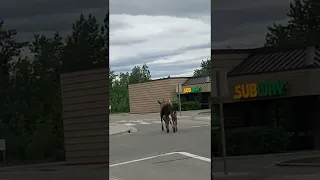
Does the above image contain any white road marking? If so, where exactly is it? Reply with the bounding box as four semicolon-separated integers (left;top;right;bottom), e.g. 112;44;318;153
152;121;161;123
176;152;211;162
116;120;127;123
140;122;151;125
110;152;177;167
110;177;124;180
124;123;135;126
129;120;142;123
109;151;210;167
192;126;201;128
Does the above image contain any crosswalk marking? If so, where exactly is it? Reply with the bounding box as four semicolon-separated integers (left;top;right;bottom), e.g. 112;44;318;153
124;123;135;126
140;122;151;125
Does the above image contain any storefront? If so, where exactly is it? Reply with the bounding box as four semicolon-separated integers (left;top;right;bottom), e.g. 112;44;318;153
128;76;211;114
178;76;211;109
211;46;320;150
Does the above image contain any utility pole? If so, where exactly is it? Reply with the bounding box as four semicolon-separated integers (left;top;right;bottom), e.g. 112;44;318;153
215;71;228;175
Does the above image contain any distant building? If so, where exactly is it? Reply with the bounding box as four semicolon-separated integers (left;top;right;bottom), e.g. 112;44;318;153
128;76;211;114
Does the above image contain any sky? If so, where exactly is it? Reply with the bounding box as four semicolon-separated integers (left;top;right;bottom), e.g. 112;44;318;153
1;0;293;79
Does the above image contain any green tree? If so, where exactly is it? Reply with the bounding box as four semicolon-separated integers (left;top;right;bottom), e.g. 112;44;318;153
129;63;151;84
60;14;107;72
0;13;107;163
109;63;152;113
265;0;320;47
193;58;211;76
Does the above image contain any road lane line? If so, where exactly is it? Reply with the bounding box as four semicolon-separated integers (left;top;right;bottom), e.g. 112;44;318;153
140;122;151;124
123;123;135;126
176;152;211;162
109;152;177;167
109;152;210;167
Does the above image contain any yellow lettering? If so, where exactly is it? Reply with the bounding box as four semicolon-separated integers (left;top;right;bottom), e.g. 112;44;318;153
183;88;191;93
241;84;250;98
249;83;257;98
233;85;242;99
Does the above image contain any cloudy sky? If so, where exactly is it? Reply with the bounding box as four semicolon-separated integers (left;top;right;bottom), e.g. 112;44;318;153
1;0;293;79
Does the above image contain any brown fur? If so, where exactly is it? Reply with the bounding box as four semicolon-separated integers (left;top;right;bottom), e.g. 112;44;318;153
158;99;177;133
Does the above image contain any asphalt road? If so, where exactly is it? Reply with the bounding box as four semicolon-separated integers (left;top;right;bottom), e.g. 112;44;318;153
110;117;211;180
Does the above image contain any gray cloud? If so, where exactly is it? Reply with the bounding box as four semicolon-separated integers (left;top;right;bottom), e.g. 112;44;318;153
110;0;209;17
110;38;148;46
0;0;108;19
212;0;292;48
112;55;209;73
110;42;210;67
1;0;107;43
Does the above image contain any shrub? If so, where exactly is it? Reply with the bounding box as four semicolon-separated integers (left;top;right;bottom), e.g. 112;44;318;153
212;126;288;156
172;101;201;111
182;101;201;111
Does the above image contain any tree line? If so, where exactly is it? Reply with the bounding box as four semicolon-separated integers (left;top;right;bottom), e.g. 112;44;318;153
0;13;108;163
109;59;210;113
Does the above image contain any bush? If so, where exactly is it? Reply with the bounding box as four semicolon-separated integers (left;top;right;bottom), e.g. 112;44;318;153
172;101;202;111
212;126;288;156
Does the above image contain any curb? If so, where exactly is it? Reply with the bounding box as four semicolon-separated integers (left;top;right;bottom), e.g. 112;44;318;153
110;126;138;136
0;162;65;172
275;162;320;167
212;172;258;180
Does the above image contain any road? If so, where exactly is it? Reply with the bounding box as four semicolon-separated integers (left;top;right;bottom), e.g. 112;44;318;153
109;111;211;180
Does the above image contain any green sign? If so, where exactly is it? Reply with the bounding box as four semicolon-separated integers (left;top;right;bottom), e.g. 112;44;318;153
183;86;201;93
233;80;288;100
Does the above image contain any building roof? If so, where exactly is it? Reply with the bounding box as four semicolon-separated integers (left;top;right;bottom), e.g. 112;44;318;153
228;46;320;77
211;48;259;55
128;77;189;85
182;76;210;86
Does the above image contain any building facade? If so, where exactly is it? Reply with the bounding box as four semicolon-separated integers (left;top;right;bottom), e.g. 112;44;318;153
128;76;211;114
211;46;320;150
60;67;109;165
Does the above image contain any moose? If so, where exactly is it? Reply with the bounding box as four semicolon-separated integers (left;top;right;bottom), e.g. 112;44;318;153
158;99;178;133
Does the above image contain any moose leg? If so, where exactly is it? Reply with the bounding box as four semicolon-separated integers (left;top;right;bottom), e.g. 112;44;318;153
170;118;175;133
164;117;169;133
166;121;169;133
161;115;164;131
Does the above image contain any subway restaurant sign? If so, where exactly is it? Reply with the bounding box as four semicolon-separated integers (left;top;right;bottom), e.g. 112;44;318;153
183;86;201;93
233;80;288;100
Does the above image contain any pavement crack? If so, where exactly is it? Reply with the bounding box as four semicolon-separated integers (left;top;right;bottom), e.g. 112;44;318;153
152;157;191;164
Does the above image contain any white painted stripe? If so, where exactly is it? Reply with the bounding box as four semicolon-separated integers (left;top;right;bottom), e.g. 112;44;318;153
109;152;210;167
152;121;161;123
140;122;151;125
124;123;135;126
116;120;127;123
176;152;211;162
129;120;142;123
110;152;177;167
193;126;201;128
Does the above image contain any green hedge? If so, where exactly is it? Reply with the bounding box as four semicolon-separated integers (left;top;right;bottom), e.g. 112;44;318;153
172;101;201;111
212;126;288;156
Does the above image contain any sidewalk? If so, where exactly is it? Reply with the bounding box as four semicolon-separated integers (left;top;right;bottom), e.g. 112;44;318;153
213;172;320;180
109;123;138;135
110;109;211;122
